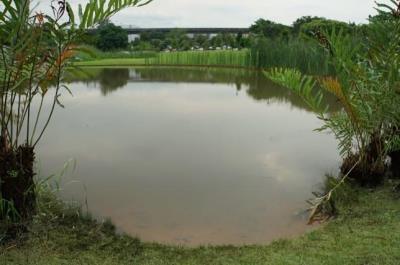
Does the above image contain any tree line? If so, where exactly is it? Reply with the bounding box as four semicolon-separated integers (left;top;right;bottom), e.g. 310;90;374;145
85;16;366;52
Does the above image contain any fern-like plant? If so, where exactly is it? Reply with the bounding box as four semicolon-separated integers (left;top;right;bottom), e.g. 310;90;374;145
265;1;400;186
0;0;152;224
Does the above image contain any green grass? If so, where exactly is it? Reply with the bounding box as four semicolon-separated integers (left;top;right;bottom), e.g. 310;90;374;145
75;45;157;61
1;181;400;265
249;38;332;75
74;58;148;67
147;50;252;68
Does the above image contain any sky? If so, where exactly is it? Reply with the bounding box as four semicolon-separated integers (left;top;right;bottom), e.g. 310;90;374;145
36;0;391;28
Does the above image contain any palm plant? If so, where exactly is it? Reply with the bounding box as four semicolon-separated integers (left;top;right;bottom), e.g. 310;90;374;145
265;1;400;187
0;0;152;222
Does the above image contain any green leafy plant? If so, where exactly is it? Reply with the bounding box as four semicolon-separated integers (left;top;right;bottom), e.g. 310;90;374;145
0;0;152;226
265;1;400;220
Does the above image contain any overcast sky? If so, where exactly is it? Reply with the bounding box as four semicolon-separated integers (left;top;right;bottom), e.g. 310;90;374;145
37;0;390;28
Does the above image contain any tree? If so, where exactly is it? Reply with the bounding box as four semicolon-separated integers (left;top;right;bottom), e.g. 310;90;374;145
292;16;323;34
193;34;208;48
96;22;129;51
249;19;291;39
299;18;354;37
165;29;190;50
236;32;250;48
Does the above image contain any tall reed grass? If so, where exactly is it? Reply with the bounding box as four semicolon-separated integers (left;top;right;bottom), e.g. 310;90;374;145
142;38;331;75
249;38;332;75
146;50;251;68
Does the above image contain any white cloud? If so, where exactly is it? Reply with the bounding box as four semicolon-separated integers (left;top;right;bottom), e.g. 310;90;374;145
35;0;392;27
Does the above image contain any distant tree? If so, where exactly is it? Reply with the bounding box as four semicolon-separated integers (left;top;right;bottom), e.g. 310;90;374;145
193;34;209;48
132;41;154;51
96;22;129;51
299;19;354;37
249;19;291;39
139;31;152;42
236;32;251;48
166;29;189;49
181;39;192;50
150;39;163;51
368;12;394;23
160;39;172;50
211;34;223;47
222;33;236;47
148;31;166;40
236;32;244;48
292;16;323;34
237;33;251;48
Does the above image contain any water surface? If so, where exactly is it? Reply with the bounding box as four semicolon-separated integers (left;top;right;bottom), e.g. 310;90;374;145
37;67;339;246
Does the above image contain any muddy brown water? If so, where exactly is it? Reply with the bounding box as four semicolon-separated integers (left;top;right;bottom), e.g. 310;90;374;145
36;67;339;246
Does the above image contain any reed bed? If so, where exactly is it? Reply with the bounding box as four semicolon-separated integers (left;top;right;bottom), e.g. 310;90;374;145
249;38;332;75
146;50;252;68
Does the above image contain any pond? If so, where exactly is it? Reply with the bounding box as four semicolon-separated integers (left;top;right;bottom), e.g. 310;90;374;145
37;67;339;246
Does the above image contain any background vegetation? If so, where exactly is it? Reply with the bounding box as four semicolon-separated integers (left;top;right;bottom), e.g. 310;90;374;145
265;1;400;220
95;22;129;51
77;15;367;75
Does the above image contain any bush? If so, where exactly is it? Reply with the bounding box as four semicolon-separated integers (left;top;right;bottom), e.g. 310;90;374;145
96;22;129;51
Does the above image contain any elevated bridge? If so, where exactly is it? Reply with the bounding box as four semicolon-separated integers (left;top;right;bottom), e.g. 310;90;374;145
123;27;249;35
88;27;251;42
123;28;250;41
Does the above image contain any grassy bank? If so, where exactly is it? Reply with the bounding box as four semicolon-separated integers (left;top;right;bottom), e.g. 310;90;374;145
1;181;400;265
74;58;148;67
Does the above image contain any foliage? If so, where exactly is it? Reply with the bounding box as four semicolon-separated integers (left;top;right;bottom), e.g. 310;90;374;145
0;0;152;151
249;18;291;39
292;16;323;34
95;22;129;51
0;0;152;221
147;50;251;67
130;30;245;51
299;18;355;37
265;1;400;219
122;17;361;54
249;37;331;74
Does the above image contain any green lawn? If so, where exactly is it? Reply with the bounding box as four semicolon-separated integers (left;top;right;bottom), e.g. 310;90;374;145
73;58;148;67
1;182;400;265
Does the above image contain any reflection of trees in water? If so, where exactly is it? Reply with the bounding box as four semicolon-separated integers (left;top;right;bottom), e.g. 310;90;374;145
67;67;340;112
133;67;340;112
66;68;130;96
98;68;129;95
